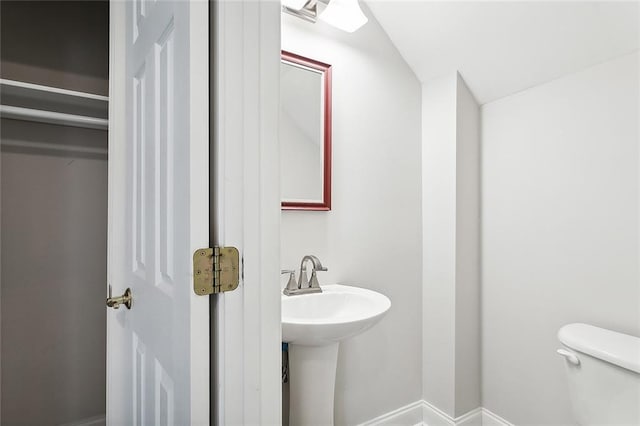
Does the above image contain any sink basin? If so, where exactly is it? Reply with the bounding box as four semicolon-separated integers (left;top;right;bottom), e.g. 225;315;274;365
282;284;390;425
282;284;391;346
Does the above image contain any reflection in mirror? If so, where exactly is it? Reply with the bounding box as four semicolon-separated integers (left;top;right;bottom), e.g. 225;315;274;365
280;51;331;210
281;62;322;201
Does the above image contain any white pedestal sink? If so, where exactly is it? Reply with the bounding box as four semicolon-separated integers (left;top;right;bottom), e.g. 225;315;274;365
282;284;391;425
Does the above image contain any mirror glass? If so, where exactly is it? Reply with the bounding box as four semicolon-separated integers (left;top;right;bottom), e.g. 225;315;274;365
280;51;331;210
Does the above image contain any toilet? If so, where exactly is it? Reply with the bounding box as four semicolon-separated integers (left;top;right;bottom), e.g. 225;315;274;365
557;323;640;426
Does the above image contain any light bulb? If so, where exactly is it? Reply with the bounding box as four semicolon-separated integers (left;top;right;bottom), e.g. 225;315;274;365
319;0;368;33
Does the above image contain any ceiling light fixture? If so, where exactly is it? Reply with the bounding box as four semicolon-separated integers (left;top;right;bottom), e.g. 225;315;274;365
282;0;368;33
318;0;368;33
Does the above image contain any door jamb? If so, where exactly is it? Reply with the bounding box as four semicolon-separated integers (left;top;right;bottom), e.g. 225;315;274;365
210;1;282;424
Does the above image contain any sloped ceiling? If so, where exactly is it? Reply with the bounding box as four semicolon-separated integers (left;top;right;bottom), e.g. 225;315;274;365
366;1;639;104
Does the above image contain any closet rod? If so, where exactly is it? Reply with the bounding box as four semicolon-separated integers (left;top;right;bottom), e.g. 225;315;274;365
1;140;108;155
0;105;108;130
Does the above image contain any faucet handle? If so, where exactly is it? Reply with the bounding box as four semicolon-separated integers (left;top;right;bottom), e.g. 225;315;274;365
281;269;298;294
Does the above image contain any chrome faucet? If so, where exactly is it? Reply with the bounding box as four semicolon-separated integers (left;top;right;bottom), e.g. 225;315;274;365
298;255;327;291
282;255;327;296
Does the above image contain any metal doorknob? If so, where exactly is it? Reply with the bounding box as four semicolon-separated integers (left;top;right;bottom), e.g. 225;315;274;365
106;288;133;310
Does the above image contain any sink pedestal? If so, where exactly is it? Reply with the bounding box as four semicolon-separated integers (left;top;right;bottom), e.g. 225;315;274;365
289;343;339;425
282;285;391;424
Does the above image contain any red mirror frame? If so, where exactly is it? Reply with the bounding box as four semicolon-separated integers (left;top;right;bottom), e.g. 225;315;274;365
281;50;332;211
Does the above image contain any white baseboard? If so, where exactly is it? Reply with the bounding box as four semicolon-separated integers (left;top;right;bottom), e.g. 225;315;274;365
358;400;424;426
422;401;482;426
361;400;512;426
480;409;513;426
58;414;106;426
457;408;485;426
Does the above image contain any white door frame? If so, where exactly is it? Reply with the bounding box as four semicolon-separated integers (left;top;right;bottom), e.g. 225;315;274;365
211;1;282;425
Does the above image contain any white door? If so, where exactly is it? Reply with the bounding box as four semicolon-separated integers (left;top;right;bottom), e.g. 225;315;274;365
107;1;210;425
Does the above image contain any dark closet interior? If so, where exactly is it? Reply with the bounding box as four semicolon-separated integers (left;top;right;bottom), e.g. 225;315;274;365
1;2;109;425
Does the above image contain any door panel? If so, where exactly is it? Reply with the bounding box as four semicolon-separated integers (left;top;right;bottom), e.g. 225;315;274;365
108;1;209;424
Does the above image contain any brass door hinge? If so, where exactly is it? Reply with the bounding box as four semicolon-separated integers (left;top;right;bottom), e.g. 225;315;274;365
193;247;240;295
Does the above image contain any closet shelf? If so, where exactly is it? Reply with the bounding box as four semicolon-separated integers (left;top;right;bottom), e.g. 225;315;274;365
0;79;108;130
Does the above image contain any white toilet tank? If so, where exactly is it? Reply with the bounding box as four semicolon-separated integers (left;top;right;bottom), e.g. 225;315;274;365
557;323;640;426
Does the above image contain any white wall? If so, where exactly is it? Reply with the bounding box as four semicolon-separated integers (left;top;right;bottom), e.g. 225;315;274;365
481;51;640;424
422;74;457;416
281;6;423;425
422;73;481;418
454;75;481;417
